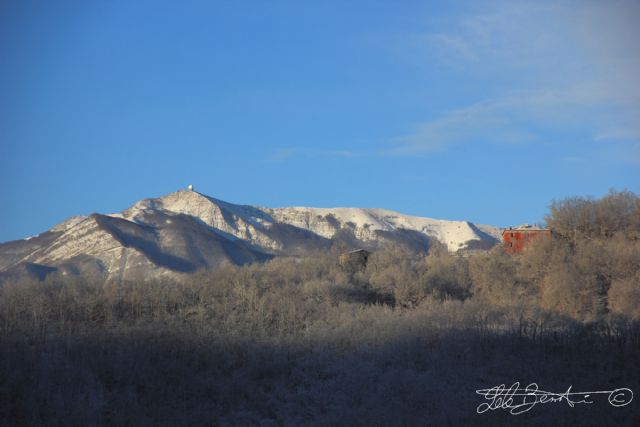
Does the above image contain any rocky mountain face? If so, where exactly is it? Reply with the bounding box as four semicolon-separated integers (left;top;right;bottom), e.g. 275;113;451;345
0;190;501;283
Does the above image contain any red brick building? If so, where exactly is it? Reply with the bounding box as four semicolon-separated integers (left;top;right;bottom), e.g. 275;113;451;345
502;225;551;254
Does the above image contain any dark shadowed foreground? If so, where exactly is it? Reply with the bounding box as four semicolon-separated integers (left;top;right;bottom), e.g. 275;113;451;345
1;190;639;426
1;254;639;426
2;319;638;426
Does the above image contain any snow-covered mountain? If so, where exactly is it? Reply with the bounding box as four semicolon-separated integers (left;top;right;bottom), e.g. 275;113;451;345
0;190;501;282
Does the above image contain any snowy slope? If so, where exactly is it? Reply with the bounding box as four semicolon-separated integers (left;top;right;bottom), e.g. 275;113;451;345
120;190;499;252
265;206;498;252
0;189;500;282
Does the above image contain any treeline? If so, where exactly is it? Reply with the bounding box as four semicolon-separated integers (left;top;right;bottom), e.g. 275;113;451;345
546;189;640;239
0;190;639;426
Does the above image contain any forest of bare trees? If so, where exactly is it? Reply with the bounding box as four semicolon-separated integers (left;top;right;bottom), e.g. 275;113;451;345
1;190;639;426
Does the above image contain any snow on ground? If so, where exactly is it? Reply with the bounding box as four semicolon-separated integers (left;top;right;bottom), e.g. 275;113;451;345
266;206;490;251
55;190;498;253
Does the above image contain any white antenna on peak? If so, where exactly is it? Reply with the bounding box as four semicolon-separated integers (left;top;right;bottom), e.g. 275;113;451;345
187;184;194;191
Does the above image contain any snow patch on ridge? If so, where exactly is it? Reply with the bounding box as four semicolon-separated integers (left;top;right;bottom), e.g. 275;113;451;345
264;207;491;251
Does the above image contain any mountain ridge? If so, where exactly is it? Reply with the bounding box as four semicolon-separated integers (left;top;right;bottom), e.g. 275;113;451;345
0;189;501;283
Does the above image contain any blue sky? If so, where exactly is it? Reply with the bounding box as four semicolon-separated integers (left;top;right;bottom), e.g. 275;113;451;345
1;0;639;242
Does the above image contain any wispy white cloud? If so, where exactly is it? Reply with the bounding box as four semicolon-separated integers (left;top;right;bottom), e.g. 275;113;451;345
423;2;571;73
386;84;632;155
389;0;640;156
269;1;640;162
386;100;518;155
267;148;298;162
594;128;640;142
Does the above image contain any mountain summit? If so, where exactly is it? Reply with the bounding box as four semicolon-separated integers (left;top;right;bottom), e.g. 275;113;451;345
0;190;500;282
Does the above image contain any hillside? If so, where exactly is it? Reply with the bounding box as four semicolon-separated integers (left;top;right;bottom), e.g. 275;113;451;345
0;189;500;282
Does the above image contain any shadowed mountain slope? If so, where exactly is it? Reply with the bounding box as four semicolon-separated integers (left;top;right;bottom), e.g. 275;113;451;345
0;190;500;282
